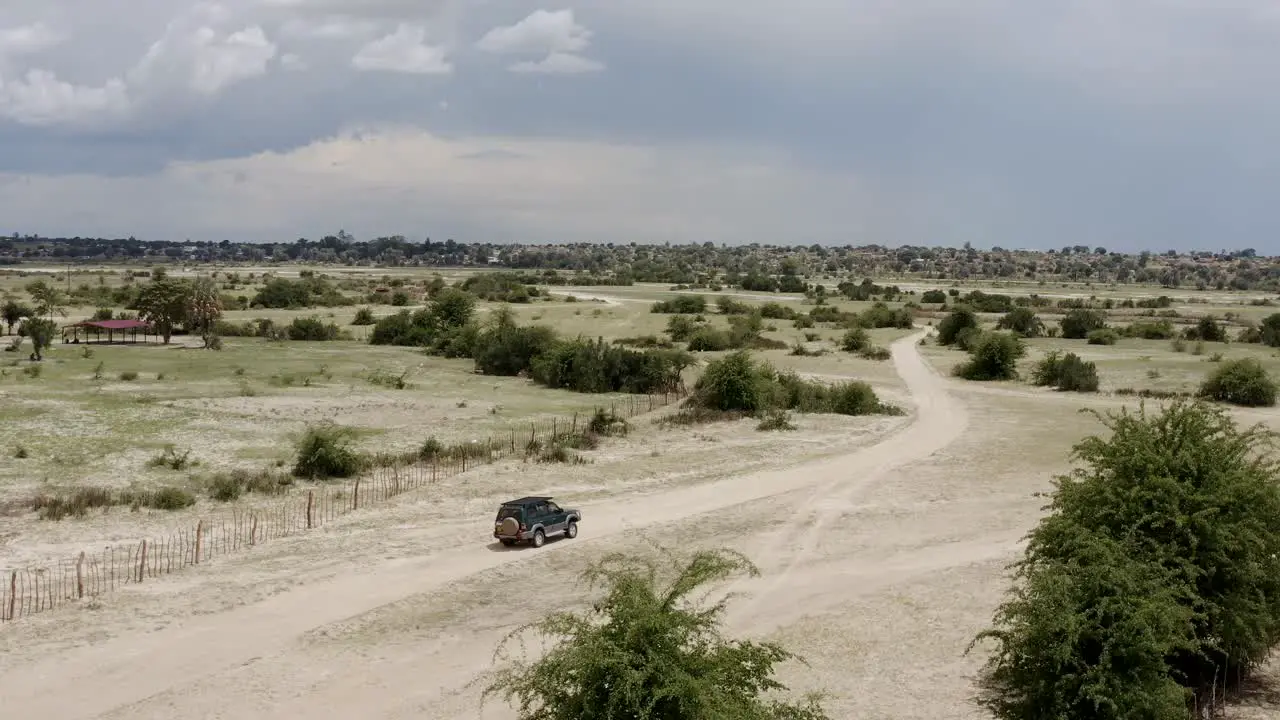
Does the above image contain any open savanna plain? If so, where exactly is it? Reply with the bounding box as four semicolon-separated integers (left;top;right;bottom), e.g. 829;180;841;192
0;265;1277;718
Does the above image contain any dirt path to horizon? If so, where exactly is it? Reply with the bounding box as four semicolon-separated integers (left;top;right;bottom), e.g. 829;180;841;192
10;331;1260;719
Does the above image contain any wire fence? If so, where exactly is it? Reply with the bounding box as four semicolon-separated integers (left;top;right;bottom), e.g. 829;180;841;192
0;389;684;625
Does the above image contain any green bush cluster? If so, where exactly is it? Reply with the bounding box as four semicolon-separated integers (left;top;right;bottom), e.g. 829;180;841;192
286;316;343;341
651;295;707;314
973;401;1280;719
936;307;978;345
687;350;900;418
1059;309;1108;339
1197;357;1277;407
953;332;1025;381
996;308;1044;338
371;293;688;394
1030;351;1099;392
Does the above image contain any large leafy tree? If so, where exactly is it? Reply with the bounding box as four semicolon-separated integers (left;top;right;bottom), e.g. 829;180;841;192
972;400;1280;719
188;276;223;348
483;549;830;720
135;278;192;344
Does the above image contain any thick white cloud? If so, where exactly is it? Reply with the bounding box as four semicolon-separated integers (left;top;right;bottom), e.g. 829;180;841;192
129;24;277;97
351;24;450;74
476;9;603;74
0;70;129;126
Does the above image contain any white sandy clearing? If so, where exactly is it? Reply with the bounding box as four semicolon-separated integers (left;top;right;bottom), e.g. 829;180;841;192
0;330;1270;718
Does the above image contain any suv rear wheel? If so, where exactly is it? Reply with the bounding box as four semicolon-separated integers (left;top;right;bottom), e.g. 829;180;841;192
566;520;578;539
532;529;546;548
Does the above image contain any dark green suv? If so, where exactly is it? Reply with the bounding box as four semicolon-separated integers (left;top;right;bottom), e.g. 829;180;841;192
493;496;581;548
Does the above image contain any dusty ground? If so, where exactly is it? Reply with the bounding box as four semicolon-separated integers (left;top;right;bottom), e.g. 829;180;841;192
1;280;1277;717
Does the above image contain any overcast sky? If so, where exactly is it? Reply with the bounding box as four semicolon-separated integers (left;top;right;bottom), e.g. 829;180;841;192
0;1;1277;251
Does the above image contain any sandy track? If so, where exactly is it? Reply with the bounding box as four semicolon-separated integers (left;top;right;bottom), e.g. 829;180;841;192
0;330;970;719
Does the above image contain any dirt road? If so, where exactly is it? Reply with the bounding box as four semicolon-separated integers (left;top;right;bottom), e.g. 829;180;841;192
0;330;1016;719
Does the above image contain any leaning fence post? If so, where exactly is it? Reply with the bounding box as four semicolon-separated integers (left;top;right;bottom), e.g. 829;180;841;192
137;540;148;583
353;478;360;511
194;520;204;564
306;490;314;529
76;551;85;599
250;515;258;546
7;570;16;620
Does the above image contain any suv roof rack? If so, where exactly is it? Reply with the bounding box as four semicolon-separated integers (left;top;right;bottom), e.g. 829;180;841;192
503;496;553;506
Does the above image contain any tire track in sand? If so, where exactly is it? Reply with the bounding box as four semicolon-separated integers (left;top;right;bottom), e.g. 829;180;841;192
734;329;968;616
0;331;958;720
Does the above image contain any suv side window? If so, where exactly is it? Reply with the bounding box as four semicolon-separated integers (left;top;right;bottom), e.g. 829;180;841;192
533;503;548;517
547;502;561;514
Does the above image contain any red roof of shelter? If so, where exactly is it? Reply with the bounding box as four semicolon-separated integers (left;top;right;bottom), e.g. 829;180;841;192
73;319;152;330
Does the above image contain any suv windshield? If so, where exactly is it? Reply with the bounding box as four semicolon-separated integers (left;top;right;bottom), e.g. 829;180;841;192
496;506;523;520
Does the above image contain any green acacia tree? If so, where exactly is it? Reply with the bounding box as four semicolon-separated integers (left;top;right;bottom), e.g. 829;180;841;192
19;317;57;361
1;299;32;334
135;278;192;344
972;400;1280;719
483;549;830;720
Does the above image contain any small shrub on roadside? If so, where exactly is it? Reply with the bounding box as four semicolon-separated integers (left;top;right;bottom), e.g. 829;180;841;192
1171;338;1187;352
293;423;363;479
119;370;139;381
13;445;29;459
587;409;629;437
22;364;41;378
859;346;891;361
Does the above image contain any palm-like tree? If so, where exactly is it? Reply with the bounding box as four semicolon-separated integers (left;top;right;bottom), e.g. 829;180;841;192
483;548;830;720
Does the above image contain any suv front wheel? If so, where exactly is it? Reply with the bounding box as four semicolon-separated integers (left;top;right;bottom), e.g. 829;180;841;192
532;529;546;548
566;520;578;539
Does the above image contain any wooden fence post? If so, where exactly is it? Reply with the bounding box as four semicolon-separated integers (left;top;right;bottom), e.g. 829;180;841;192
306;490;314;529
8;570;16;620
250;515;258;546
552;418;557;441
353;478;360;511
76;551;85;599
194;520;204;564
571;413;577;434
510;429;515;452
462;453;467;472
137;540;148;583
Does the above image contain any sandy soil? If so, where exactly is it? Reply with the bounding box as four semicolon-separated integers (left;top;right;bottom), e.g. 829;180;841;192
0;330;1274;719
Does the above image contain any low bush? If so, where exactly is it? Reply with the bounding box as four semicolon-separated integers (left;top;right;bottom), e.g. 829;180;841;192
1121;320;1176;339
859;346;891;361
687;351;900;419
119;370;139;381
206;469;292;501
147;445;195;470
756;409;797;431
1085;328;1119;345
293;423;364;479
996;308;1044;338
651;295;707;314
954;332;1024;381
287;316;342;341
840;327;869;353
1197;357;1277;407
1030;351;1099;392
937;307;978;345
352;307;376;325
1059;309;1108;339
